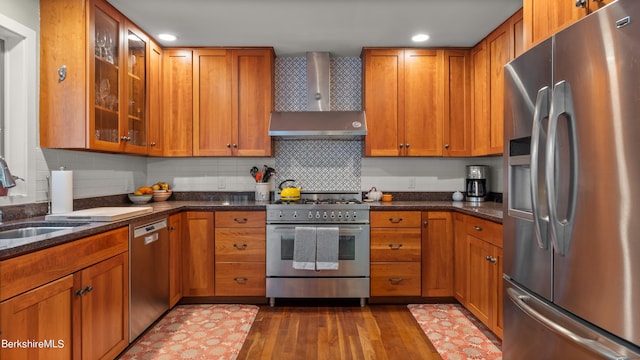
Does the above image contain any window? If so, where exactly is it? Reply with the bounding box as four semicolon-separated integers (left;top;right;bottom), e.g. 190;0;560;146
0;13;36;204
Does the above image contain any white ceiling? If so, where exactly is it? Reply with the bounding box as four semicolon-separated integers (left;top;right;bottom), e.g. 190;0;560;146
107;0;523;57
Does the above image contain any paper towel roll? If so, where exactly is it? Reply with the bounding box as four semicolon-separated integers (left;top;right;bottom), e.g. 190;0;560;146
51;169;73;214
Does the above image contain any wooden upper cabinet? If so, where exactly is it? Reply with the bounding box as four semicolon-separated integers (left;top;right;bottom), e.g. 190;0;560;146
362;49;402;156
147;40;164;156
193;49;233;156
193;48;274;157
40;0;150;155
162;49;194;156
487;21;511;155
471;8;522;156
404;49;444;156
471;40;490;156
523;0;613;49
443;50;471;157
363;48;444;157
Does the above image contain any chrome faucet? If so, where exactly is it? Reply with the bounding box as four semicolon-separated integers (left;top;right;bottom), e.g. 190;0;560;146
0;157;19;189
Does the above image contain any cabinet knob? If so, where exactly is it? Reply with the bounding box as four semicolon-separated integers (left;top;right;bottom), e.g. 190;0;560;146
423;221;428;226
405;143;410;148
233;144;238;148
120;136;131;142
444;143;450;149
169;226;175;231
150;142;157;147
575;0;586;7
399;144;404;148
226;144;231;148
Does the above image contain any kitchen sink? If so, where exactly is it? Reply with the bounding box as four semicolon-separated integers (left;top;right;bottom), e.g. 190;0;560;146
0;223;88;240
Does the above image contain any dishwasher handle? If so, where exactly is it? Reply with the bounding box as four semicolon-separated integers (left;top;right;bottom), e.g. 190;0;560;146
144;233;159;245
133;218;168;238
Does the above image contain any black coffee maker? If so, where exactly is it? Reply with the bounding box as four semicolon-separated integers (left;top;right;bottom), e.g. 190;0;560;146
465;165;488;202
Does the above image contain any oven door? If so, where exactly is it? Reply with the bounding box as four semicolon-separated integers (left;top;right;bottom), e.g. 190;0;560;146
266;224;370;277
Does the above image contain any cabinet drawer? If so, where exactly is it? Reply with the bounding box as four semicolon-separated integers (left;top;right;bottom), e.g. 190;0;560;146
370;229;421;262
370;262;421;296
215;230;265;262
215;211;265;228
371;211;421;228
215;262;265;296
466;217;502;248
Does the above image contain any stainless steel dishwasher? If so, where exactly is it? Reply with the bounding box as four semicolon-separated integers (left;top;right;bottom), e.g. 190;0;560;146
130;217;169;341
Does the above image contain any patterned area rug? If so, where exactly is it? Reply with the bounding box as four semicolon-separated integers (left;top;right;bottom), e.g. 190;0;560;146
119;304;259;360
408;303;502;360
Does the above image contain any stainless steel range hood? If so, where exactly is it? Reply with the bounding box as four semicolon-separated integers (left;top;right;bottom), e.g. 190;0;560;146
269;52;366;139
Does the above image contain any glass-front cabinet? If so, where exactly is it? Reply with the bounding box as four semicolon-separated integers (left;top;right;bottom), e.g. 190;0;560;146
40;0;149;154
90;2;148;154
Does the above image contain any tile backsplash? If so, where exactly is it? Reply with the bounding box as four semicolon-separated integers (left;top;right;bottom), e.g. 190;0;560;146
272;56;363;192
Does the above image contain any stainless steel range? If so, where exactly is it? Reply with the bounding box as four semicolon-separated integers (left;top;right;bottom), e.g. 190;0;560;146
266;192;370;307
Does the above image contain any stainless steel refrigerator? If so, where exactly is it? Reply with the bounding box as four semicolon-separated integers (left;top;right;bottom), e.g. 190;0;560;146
503;0;640;358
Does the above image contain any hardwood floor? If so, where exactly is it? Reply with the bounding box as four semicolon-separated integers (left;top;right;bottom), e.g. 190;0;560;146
237;301;442;359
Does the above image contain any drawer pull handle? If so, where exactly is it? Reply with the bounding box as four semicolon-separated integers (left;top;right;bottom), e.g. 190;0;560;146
233;243;248;250
234;277;248;283
388;243;403;250
388;277;404;285
234;217;248;224
388;217;403;224
473;225;483;231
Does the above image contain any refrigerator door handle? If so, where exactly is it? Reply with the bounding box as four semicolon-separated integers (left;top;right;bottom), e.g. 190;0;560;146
530;86;551;250
506;287;632;360
545;80;579;256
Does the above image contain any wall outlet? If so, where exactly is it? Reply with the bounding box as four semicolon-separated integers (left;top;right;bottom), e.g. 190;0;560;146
408;177;416;189
218;177;226;189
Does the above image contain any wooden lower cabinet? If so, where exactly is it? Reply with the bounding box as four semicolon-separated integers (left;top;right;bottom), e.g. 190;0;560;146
214;211;266;296
457;214;503;338
0;276;74;360
0;227;129;360
182;211;215;297
370;211;422;296
421;211;454;297
77;253;129;360
168;213;184;307
453;213;468;304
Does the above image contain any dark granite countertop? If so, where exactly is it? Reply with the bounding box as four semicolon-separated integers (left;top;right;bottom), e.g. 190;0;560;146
368;200;503;223
0;199;501;261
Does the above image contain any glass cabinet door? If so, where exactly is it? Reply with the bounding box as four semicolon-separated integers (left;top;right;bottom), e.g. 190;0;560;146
93;6;120;147
125;28;147;149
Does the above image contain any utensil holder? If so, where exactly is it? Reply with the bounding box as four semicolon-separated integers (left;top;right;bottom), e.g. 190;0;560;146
255;183;270;202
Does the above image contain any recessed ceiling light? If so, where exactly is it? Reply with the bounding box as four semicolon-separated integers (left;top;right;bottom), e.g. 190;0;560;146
412;34;430;42
158;33;177;41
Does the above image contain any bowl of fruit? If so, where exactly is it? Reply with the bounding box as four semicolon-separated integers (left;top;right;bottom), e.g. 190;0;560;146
151;182;172;202
128;186;153;204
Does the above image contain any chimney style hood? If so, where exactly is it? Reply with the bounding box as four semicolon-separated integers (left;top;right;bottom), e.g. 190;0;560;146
269;52;366;139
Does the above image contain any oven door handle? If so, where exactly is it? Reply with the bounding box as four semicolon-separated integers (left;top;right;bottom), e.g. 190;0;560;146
267;225;368;235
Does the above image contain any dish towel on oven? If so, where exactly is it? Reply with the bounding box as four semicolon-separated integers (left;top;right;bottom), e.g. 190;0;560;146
316;227;339;270
293;227;317;270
